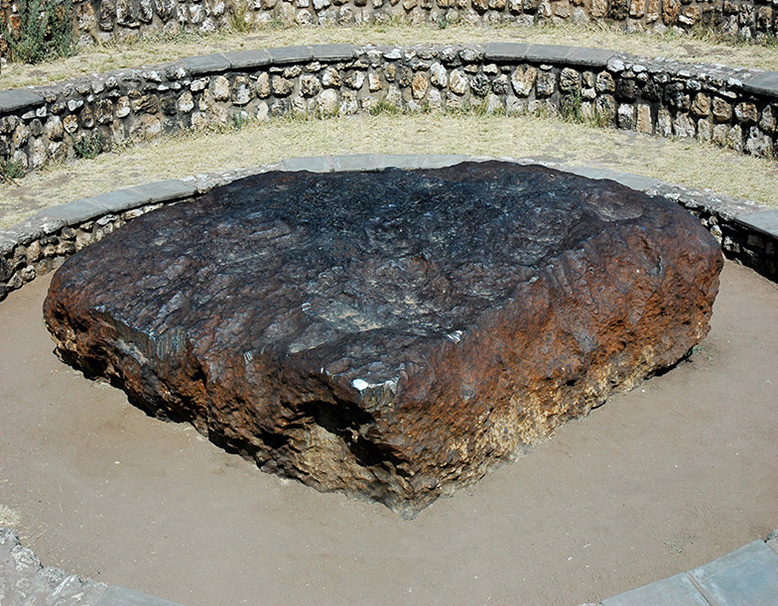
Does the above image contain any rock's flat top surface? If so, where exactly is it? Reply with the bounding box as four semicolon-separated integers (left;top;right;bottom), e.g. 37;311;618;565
44;162;722;516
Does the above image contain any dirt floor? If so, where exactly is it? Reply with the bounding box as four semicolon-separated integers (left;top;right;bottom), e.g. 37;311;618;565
0;260;777;606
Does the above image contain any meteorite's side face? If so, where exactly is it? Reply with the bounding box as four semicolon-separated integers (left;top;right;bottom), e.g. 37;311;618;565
43;161;723;517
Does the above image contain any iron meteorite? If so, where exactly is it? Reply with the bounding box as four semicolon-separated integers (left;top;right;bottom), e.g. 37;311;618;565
44;161;723;517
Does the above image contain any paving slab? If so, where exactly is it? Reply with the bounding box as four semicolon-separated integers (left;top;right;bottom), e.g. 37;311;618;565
310;44;355;62
129;179;198;203
417;154;471;169
280;155;334;172
601;573;709;606
329;153;377;171
180;54;230;75
484;42;530;62
610;172;663;192
0;89;45;114
88;188;153;213
689;540;778;606
266;45;313;65
97;585;185;606
525;44;574;64
0;236;15;256
559;165;617;181
37;199;109;226
741;71;778;96
764;532;778;553
567;47;618;68
734;209;778;239
372;153;423;170
223;49;271;70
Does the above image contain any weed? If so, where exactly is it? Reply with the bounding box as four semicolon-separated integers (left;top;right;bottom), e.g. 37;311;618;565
369;99;401;117
560;92;611;128
232;110;248;130
71;131;103;159
529;101;556;120
228;0;254;33
436;16;448;30
664;540;683;556
587;107;612;129
0;157;26;184
469;99;490;117
7;0;76;64
561;92;585;123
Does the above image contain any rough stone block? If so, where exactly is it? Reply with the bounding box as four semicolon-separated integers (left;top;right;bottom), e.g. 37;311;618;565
0;528;108;606
44;162;722;517
0;236;16;256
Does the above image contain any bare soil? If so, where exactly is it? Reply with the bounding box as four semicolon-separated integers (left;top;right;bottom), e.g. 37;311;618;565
0;260;776;606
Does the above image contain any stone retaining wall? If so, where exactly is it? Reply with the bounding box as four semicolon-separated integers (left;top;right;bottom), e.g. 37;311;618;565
1;0;776;63
1;154;776;304
1;43;777;179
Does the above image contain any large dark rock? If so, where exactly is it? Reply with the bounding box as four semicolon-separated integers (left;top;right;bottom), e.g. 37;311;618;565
44;162;722;517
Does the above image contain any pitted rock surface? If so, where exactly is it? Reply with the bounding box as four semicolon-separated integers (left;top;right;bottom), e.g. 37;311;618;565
44;161;722;517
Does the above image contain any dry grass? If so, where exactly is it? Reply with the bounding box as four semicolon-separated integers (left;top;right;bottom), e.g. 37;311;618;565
2;21;778;90
2;111;777;229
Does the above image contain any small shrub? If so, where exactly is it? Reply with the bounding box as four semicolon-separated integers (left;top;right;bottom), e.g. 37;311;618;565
228;0;253;33
369;99;401;117
469;100;490;117
71;132;103;159
587;108;611;129
560;92;611;128
561;92;584;123
0;157;26;183
231;110;248;130
7;0;76;64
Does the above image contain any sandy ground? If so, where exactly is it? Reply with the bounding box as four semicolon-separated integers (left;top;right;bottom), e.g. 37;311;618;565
0;261;777;606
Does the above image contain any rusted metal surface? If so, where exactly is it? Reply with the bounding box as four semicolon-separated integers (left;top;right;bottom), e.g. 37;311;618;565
43;162;723;517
